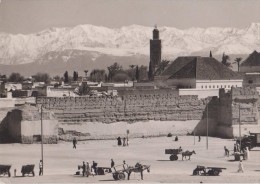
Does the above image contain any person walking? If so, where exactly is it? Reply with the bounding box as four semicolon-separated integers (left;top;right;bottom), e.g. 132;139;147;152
198;135;201;142
246;147;250;160
73;137;77;149
127;137;129;146
82;161;86;177
92;161;97;175
117;137;122;146
86;162;91;177
175;136;178;141
237;160;244;173
123;160;128;170
111;159;115;168
39;160;43;176
234;143;237;153
123;137;126;146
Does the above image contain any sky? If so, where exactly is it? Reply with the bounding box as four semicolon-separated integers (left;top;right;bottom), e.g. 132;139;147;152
0;0;260;34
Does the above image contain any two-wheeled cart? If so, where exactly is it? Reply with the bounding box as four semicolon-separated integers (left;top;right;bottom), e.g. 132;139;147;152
165;148;182;161
193;165;226;176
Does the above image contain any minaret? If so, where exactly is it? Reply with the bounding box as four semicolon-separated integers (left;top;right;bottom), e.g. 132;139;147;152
150;25;161;67
149;25;161;80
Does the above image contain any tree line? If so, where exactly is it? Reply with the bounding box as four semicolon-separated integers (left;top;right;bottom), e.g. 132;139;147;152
0;63;149;84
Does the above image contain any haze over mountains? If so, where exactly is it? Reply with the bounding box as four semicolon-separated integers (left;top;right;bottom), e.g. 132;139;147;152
0;23;259;76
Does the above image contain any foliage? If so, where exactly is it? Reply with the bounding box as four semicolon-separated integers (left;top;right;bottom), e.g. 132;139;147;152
78;83;91;95
209;51;212;58
73;71;79;81
107;62;123;81
135;65;140;81
32;72;50;84
89;69;107;82
64;71;69;83
148;61;154;81
221;53;231;68
53;75;61;82
155;60;169;75
112;71;130;82
139;65;148;81
234;57;242;72
84;70;88;77
8;72;24;82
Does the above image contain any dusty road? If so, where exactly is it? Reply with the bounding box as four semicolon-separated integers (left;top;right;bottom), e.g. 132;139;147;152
0;136;260;183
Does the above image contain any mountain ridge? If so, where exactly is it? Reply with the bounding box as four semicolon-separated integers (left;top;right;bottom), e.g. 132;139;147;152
0;23;259;65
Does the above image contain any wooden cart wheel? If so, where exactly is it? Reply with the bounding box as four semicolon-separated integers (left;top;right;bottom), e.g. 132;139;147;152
97;168;105;175
208;170;213;176
170;155;174;161
113;173;118;180
213;170;219;176
173;155;178;160
193;170;199;175
117;172;125;180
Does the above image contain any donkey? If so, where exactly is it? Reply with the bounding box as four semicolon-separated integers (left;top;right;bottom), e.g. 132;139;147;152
125;164;150;180
182;150;196;160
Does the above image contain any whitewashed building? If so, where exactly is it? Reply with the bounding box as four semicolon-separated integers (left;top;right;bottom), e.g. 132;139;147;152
155;56;243;98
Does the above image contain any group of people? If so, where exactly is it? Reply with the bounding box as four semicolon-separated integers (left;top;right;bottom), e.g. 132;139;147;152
81;161;97;177
110;159;128;170
224;143;251;173
117;136;129;146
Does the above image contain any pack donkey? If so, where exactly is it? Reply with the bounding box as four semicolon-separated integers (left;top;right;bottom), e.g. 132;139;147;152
182;150;196;160
125;164;150;180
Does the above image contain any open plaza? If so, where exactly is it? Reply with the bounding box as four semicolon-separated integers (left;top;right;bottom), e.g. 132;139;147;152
0;136;260;183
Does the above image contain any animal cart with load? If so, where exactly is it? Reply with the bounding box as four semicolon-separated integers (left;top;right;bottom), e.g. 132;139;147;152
165;147;182;161
193;165;226;176
21;164;35;177
0;165;11;177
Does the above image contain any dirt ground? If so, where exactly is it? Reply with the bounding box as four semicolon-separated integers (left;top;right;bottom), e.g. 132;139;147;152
0;136;260;183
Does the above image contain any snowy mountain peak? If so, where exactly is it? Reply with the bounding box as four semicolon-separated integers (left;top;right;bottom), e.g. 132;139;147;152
0;24;259;65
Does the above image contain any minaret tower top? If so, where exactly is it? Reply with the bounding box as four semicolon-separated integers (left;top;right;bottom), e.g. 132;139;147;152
153;24;159;40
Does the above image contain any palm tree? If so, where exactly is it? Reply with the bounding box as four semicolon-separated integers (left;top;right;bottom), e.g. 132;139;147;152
84;70;88;78
129;65;136;81
233;58;242;72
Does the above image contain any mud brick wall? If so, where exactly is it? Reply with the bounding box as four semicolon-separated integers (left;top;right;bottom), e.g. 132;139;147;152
37;94;209;123
219;87;259;126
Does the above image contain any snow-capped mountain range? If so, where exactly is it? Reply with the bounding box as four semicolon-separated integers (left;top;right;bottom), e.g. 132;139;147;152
0;23;259;65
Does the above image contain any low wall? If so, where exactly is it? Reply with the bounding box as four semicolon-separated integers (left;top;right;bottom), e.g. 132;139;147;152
59;120;201;140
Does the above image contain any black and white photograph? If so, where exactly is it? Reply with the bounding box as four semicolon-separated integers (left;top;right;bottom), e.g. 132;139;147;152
0;0;260;183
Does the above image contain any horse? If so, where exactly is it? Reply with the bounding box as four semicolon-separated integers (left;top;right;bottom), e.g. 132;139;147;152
182;150;196;160
125;164;150;180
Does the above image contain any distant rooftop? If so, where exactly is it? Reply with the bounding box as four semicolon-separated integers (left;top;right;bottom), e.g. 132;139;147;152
161;56;242;80
241;50;260;67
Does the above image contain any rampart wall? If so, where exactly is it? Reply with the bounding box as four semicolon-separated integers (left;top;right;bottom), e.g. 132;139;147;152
37;94;209;124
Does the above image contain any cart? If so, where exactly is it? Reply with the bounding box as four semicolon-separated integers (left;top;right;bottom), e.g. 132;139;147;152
193;165;226;176
165;148;182;161
77;165;112;175
96;167;112;175
111;165;126;180
21;164;35;177
0;165;11;177
232;152;244;161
